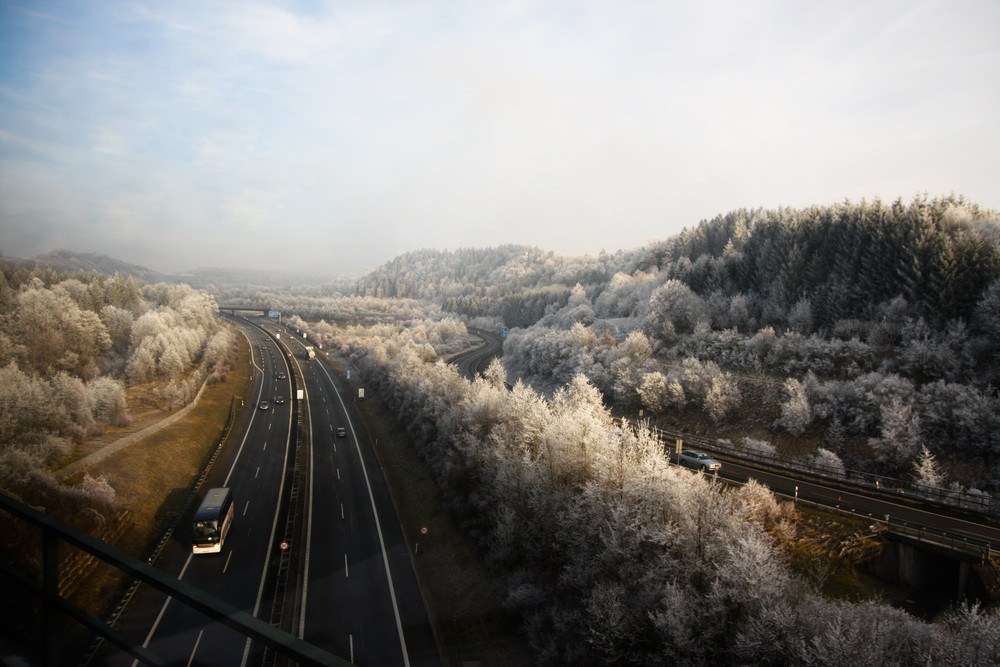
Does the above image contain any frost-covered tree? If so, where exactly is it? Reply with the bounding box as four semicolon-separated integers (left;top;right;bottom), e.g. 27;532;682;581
776;377;812;436
638;371;669;413
809;447;846;476
705;373;741;422
788;297;813;334
644;279;708;341
870;399;922;468
911;444;943;488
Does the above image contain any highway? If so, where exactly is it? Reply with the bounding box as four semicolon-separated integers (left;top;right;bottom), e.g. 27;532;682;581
96;317;438;666
99;322;294;666
271;323;439;666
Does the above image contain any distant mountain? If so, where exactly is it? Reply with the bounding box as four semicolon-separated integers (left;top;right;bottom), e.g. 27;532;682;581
0;249;165;282
0;250;345;289
177;266;343;290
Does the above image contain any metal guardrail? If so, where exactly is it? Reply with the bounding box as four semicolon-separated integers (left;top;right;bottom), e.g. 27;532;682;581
649;425;994;515
784;492;995;562
637;424;997;561
0;492;349;666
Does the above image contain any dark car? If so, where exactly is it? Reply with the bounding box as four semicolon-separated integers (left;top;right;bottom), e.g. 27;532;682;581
274;396;285;404
258;400;270;410
678;450;721;473
276;372;287;380
336;427;347;438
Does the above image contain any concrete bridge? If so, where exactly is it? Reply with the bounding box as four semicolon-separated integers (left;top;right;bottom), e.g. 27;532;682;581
217;305;274;316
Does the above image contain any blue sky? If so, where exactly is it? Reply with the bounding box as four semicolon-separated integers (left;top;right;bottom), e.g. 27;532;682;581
1;1;998;277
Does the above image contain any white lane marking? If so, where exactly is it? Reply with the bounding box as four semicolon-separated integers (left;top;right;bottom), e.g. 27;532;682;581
243;500;250;515
241;329;296;667
336;468;341;481
341;504;344;519
223;550;233;574
299;363;315;640
186;630;204;667
344;553;349;577
132;554;193;666
316;361;411;666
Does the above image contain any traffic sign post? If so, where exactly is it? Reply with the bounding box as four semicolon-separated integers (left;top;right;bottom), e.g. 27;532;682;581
415;526;428;555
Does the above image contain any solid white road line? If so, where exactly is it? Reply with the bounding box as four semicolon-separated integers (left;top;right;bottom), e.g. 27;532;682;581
186;630;203;667
317;361;411;667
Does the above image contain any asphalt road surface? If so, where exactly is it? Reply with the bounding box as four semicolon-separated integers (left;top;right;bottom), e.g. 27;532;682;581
97;318;439;666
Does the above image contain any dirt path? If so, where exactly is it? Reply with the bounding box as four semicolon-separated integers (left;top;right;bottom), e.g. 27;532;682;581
54;379;209;481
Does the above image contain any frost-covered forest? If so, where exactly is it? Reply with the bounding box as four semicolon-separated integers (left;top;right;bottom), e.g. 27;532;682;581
213;193;1000;663
0;267;238;534
5;192;1000;663
223;195;1000;494
319;317;999;665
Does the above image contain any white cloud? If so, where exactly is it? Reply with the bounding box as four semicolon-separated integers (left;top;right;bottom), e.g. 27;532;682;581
1;0;998;273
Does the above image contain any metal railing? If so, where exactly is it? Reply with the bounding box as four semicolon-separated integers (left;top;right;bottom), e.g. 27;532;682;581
650;425;994;515
0;492;348;666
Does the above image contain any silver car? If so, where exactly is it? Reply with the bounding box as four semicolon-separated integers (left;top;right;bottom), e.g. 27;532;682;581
678;450;721;473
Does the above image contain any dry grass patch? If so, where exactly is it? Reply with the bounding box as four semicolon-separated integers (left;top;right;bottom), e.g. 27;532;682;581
63;335;253;615
778;504;889;601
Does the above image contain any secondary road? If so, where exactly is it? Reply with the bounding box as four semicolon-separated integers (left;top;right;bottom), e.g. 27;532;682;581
675;452;1000;552
455;327;1000;555
450;328;504;380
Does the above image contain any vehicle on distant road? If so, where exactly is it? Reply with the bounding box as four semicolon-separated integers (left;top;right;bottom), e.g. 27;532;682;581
258;400;269;410
274;396;285;404
678;450;721;473
277;372;286;380
305;346;316;360
336;427;346;438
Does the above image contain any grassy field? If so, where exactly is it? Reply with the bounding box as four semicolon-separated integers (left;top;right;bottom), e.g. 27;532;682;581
60;333;253;640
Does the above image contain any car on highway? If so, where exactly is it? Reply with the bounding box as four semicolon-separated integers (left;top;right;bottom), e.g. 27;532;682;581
276;372;286;380
336;427;346;438
258;400;270;410
274;396;285;404
678;450;721;473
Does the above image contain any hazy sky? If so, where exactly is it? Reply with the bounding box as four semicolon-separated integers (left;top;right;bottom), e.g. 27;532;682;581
1;1;998;277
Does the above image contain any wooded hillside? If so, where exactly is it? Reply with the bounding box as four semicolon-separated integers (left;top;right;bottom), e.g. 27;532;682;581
342;195;1000;494
0;268;238;541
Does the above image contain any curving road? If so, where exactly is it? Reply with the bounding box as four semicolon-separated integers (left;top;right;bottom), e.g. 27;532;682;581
450;328;504;380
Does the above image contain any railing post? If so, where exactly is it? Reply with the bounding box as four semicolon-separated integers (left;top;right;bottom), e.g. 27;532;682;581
42;528;58;667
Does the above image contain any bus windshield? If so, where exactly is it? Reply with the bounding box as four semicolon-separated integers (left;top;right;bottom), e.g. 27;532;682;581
194;520;219;539
192;487;234;554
